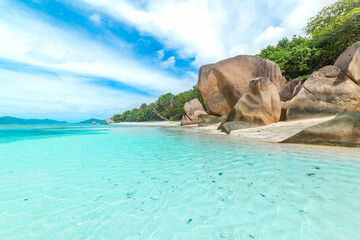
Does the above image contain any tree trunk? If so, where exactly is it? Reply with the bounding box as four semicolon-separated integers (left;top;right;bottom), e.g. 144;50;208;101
152;108;168;121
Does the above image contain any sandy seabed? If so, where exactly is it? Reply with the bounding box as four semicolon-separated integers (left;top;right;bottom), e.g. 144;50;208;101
114;116;360;154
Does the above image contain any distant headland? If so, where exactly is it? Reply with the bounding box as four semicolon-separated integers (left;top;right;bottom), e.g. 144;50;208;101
0;116;68;125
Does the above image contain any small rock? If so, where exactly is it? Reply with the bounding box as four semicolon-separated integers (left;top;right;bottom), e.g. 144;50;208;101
220;231;228;238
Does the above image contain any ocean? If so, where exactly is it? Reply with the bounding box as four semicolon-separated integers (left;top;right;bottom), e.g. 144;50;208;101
0;124;359;239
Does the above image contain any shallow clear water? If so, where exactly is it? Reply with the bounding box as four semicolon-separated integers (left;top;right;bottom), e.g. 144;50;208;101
0;124;359;240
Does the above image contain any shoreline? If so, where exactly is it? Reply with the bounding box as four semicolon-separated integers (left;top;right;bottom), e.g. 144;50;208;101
113;117;360;152
114;116;335;143
114;121;181;126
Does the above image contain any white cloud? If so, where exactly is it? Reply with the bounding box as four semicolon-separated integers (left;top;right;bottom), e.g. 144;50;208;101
258;26;286;43
155;49;165;60
0;0;339;120
74;0;338;65
89;13;102;25
161;56;175;68
0;68;155;122
0;1;195;95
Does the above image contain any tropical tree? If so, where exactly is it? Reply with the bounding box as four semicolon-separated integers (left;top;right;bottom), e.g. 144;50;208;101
305;0;360;66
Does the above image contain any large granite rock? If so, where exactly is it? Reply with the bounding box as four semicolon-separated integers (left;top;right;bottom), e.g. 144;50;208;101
198;115;227;127
282;111;360;147
219;121;256;134
181;99;207;126
181;110;207;126
287;66;360;120
105;118;115;124
198;55;286;116
279;78;305;102
334;42;360;86
226;77;282;126
184;99;205;115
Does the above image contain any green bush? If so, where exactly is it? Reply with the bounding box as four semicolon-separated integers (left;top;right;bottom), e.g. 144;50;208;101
113;86;205;122
258;0;360;81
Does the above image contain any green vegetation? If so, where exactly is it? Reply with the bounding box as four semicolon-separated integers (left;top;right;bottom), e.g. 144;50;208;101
113;86;205;122
258;0;360;80
114;0;360;122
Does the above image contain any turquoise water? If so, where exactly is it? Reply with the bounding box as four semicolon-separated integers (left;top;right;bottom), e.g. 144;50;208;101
0;124;359;240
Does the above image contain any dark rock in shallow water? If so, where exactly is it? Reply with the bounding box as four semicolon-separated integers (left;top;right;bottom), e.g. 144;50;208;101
219;121;256;134
198;115;227;127
282;111;360;147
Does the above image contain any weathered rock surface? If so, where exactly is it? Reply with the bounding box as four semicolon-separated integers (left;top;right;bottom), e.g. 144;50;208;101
220;121;256;134
181;99;207;126
334;42;360;86
105;118;115;124
280;100;295;121
139;103;148;109
181;110;207;126
198;55;286;116
184;99;205;115
279;78;305;102
226;77;282;126
286;66;360;120
198;115;227;127
282;111;360;147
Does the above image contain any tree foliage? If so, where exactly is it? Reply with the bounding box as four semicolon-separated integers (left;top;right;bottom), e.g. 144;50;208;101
112;86;205;122
114;0;360;122
257;36;321;80
258;0;360;80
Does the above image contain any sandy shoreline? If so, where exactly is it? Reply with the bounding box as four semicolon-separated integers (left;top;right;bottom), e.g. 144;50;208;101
114;116;335;142
113;117;360;153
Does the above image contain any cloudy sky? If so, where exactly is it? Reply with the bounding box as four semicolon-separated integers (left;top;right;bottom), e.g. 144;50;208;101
0;0;336;122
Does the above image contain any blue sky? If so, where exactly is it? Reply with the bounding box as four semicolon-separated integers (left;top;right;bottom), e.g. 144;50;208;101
0;0;335;122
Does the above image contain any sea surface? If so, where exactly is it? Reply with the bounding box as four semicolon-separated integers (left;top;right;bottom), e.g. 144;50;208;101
0;124;359;240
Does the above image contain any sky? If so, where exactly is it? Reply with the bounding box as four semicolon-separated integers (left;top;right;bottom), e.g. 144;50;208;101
0;0;336;122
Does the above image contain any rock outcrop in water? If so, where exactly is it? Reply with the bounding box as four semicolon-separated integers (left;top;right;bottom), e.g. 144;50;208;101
181;99;207;126
226;77;282;126
282;111;360;147
334;42;360;86
198;55;286;116
219;121;256;134
286;66;360;120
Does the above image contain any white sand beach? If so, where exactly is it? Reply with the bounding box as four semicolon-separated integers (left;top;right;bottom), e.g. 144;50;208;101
114;116;337;143
224;116;336;142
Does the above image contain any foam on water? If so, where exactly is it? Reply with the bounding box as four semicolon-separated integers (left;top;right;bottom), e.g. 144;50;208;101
0;124;359;239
